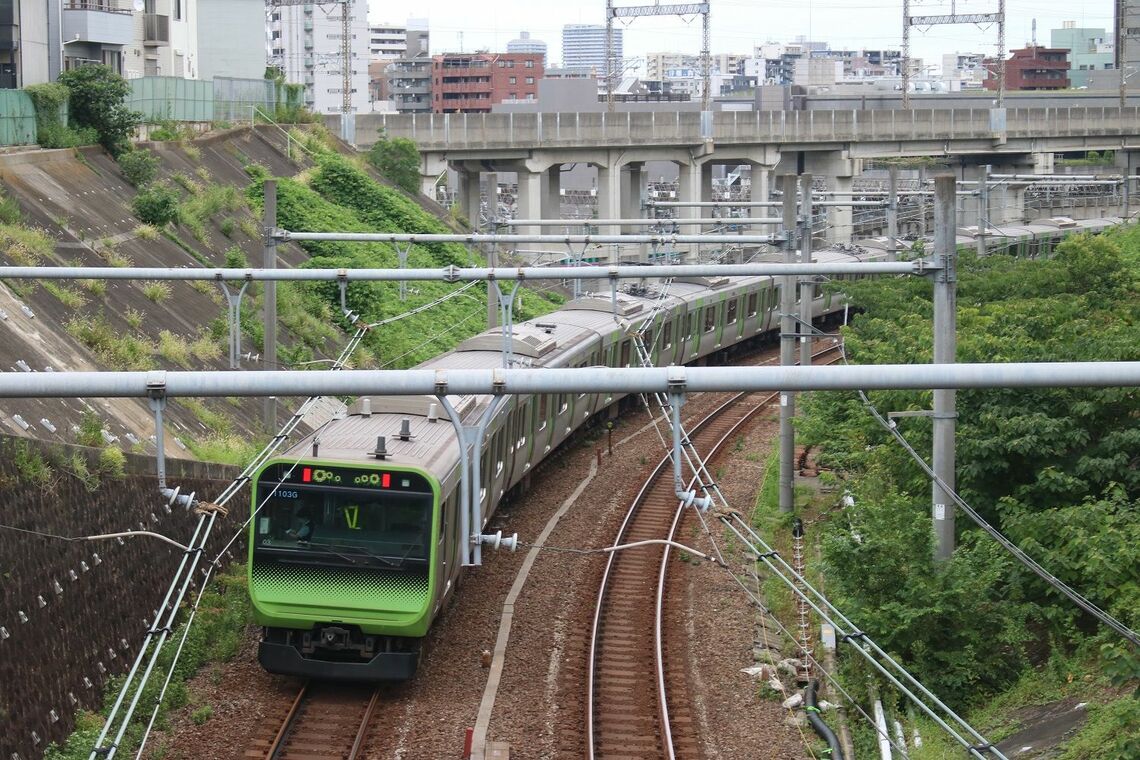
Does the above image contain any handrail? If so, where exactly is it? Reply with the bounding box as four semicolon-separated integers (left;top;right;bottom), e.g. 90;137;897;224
251;105;316;161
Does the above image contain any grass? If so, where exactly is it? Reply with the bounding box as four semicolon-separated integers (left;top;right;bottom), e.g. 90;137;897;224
124;307;144;330
190;334;223;363
133;223;160;241
0;222;54;265
11;439;55;489
66;315;153;370
238;218;260;240
179;398;232;434
142;282;172;303
79;279;107;297
157;330;192;367
186;432;263;465
103;248;133;268
42;282;87;309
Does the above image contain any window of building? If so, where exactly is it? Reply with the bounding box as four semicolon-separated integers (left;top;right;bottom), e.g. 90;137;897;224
525;59;534;68
525;76;534;84
509;76;516;84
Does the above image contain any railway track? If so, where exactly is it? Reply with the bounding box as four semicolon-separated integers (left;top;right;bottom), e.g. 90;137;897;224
586;344;841;760
245;681;381;760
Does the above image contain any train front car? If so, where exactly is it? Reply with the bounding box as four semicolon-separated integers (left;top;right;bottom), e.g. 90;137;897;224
248;459;440;681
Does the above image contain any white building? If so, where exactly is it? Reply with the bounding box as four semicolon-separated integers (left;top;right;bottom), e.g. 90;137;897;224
4;0;53;87
562;23;621;77
122;0;199;79
198;0;263;80
269;0;370;115
507;31;546;66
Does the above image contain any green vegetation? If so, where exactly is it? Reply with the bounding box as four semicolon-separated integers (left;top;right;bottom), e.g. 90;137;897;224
133;223;160;241
796;228;1140;751
186;433;263;466
0;222;54;266
142;282;172;303
56;65;140;156
11;439;55;488
0;187;21;225
245;150;561;368
66;314;153;370
131;182;181;227
44;567;251;759
25;82;96;148
43;282;87;309
1057;150;1116;167
117;149;160;187
366;134;421;194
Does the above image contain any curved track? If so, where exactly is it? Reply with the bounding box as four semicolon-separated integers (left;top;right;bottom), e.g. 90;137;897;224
245;681;381;760
586;345;841;760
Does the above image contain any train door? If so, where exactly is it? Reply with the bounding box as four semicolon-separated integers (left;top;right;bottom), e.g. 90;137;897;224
725;296;740;344
746;291;759;339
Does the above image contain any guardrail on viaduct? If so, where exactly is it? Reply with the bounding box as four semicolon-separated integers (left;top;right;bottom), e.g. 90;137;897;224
348;107;1140;152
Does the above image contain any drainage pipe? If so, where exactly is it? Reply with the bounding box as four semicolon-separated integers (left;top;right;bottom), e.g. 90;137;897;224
805;680;845;760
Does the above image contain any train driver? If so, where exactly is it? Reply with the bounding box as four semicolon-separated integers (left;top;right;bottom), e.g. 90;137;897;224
286;506;314;543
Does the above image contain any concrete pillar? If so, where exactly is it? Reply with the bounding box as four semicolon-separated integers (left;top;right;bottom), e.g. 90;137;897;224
516;170;543;237
621;162;646;232
677;160;702;262
596;162;623;239
484;172;499;221
456;169;482;230
541;165;562;221
805;152;858;244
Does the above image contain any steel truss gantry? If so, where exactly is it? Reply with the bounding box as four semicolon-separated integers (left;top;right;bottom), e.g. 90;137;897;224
606;1;711;112
903;0;1005;108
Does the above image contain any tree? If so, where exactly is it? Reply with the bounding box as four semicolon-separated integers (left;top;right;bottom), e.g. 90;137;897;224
56;65;140;156
366;135;421;195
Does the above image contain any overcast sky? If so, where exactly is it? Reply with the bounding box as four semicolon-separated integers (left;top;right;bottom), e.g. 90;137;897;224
367;0;1114;71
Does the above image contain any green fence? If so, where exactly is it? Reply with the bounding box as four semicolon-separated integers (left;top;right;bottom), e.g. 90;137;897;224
0;90;37;147
126;76;277;124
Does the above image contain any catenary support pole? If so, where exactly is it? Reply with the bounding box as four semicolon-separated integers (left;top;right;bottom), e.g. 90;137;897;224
780;175;798;514
799;174;814;369
887;166;899;261
262;180;278;432
976;165;990;258
932;175;958;562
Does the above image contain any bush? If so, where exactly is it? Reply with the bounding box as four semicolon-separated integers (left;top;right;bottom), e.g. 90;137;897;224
131;182;180;227
117;149;160;187
97;446;126;479
366;135;421;194
56;65;140;156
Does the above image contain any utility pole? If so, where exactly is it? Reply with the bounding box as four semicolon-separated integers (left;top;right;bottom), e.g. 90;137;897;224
605;1;712;112
262;180;278;432
798;174;814;368
903;0;1005;108
932;175;958;562
779;174;798;514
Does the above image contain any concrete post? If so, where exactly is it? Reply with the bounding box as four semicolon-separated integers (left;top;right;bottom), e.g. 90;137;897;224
596;162;623;238
515;170;543;237
541;165;562;221
677;160;702;260
621;163;646;233
932;175;958;562
779;174;798;514
485;172;499;221
799;174;814;368
918;167;928;238
262;180;278;432
828;174;854;244
457;169;482;231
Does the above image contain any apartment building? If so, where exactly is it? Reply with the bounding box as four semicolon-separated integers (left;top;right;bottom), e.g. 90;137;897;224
432;51;542;113
269;0;369;114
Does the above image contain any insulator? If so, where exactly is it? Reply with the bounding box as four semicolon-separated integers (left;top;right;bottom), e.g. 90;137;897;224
36;596;46;608
53;580;63;595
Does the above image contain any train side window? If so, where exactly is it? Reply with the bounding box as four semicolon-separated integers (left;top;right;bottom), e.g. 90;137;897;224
662;320;672;350
747;292;758;317
559;394;568;414
726;299;738;324
620;340;631;367
577;362;586;398
538;395;548;430
704;306;716;333
686;312;694;338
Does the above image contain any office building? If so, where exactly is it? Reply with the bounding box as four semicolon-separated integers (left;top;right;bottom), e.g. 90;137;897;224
1051;22;1114;88
986;46;1070;90
507;31;546;66
562;23;620;77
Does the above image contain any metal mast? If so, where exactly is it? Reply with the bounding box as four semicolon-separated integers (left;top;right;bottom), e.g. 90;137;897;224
605;1;712;112
269;0;354;121
902;0;1005;108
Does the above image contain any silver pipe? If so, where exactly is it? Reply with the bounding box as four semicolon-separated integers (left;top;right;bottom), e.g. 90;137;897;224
437;397;471;567
500;217;785;226
280;231;783;244
0;364;1137;400
0;262;926;281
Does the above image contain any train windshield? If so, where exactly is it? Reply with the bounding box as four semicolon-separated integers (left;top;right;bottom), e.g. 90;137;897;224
253;468;434;568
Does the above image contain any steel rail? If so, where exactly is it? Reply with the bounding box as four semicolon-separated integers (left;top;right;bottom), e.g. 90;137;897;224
266;683;309;760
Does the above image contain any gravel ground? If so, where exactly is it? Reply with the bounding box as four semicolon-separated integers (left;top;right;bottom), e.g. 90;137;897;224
157;361;818;759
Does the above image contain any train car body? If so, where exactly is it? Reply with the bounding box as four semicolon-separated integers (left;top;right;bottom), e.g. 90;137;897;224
248;215;1126;681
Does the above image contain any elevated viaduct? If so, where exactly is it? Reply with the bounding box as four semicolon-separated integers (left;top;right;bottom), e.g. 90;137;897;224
335;107;1140;240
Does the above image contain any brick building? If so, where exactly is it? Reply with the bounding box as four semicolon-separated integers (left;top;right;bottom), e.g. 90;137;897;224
986;46;1070;90
432;52;544;113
